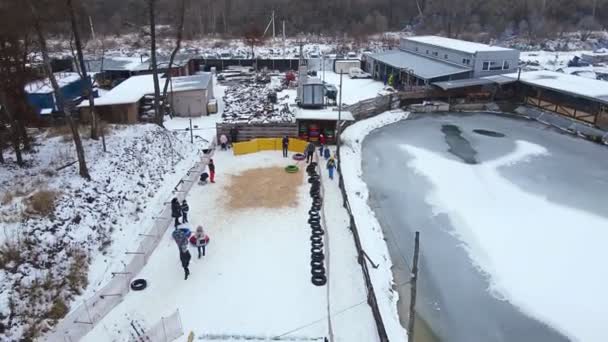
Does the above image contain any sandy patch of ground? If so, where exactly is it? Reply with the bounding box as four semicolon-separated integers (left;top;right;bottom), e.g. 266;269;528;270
223;166;303;210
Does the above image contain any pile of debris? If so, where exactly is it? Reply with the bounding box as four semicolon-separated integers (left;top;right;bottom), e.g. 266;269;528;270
221;80;294;124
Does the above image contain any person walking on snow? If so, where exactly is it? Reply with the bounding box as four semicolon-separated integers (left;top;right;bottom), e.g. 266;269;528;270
195;225;209;258
305;141;315;163
208;159;216;183
181;199;189;223
180;249;191;280
230;126;239;145
219;134;228;150
326;156;336;180
171;198;182;227
319;134;326;156
282;135;289;158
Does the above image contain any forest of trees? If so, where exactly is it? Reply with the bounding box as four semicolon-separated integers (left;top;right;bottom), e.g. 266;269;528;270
87;0;607;40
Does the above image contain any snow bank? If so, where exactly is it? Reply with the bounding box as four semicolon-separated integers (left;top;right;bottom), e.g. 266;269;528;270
339;110;409;340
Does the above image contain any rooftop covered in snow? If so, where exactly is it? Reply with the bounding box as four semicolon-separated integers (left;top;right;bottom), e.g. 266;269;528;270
499;70;608;105
369;50;471;80
295;107;354;121
404;36;513;54
24;72;81;94
79;73;212;107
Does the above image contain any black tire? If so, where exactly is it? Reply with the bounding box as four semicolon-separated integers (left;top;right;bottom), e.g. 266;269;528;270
310;222;322;229
311;252;325;261
309;213;320;219
308;218;320;224
311;266;326;276
312;230;324;237
311;241;324;249
310;260;324;268
312;275;327;286
311;235;323;243
308;209;319;215
130;279;147;291
311;246;323;254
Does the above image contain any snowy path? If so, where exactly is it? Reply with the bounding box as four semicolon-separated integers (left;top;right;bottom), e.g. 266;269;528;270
82;150;378;341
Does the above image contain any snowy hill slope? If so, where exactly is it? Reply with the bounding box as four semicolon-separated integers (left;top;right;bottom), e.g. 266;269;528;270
0;124;199;341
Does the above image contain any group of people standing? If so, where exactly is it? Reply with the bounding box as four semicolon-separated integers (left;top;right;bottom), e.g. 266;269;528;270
304;134;337;180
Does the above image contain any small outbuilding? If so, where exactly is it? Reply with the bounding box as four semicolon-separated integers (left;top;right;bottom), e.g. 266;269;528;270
295;107;354;144
25;72;87;115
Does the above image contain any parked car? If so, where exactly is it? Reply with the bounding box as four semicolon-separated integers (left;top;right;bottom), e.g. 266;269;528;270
347;51;358;59
349;67;371;79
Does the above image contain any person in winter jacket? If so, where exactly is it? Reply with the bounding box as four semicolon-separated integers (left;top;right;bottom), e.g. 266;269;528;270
220;134;228;150
326;157;336;180
319;134;326;156
282;135;289;158
181;199;189;223
324;147;331;160
180;249;191;280
305;141;315;163
208;159;216;183
171;198;182;227
230;127;239;145
195;225;208;258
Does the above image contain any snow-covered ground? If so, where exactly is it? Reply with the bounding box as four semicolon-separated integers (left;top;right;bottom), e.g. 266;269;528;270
0;124;200;340
83;150;377;341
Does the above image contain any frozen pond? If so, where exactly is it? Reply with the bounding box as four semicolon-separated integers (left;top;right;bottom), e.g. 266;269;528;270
362;113;608;342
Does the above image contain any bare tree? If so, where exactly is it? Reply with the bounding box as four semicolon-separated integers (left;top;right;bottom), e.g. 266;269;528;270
148;0;163;127
67;0;106;151
0;90;23;166
162;0;188;115
27;0;91;180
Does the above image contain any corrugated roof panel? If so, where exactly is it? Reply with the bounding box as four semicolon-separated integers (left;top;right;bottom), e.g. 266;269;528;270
369;50;471;80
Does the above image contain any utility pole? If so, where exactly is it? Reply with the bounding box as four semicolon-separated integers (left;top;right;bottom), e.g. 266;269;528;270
272;11;276;39
282;20;286;57
407;231;421;342
336;71;343;167
88;16;96;42
188;105;193;144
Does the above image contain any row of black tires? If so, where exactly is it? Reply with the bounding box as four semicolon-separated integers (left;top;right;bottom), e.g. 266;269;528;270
307;162;327;287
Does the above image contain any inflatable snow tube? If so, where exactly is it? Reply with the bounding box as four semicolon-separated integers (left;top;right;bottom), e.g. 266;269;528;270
311;246;323;254
285;165;299;173
311;235;323;243
312;274;327;286
311;260;324;268
130;279;147;291
311;266;325;276
311;252;325;261
292;153;306;161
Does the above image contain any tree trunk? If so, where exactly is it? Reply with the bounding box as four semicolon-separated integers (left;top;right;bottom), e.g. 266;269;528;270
67;0;101;144
0;91;23;166
162;0;187;115
148;0;163;127
28;0;91;180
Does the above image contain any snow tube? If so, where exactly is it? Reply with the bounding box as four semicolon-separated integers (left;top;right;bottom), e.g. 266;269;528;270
311;236;323;243
312;274;327;286
292;153;306;161
189;235;210;246
130;279;147;291
311;253;325;262
311;267;325;276
311;246;323;254
285;165;299;173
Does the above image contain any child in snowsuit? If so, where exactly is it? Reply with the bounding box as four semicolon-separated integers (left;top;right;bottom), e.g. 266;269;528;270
220;134;228;150
181;199;189;223
326;157;336;180
195;225;208;259
171;198;182;227
199;172;209;184
208;159;216;183
180;249;191;280
305;142;315;163
282;136;289;158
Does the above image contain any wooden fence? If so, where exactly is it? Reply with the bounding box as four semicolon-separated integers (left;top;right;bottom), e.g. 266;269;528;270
216;122;298;143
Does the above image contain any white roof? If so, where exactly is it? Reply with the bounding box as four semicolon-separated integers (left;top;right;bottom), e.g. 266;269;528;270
80;73;212;107
25;72;80;94
405;36;512;54
499;70;608;105
295;108;354;121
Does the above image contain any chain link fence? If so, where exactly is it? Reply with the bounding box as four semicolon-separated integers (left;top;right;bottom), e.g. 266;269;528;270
44;154;211;342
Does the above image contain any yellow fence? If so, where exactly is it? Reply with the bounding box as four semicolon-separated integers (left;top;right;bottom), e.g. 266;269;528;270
233;138;308;156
